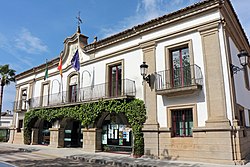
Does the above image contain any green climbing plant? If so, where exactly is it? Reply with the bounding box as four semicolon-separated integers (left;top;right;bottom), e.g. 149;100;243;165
23;98;146;156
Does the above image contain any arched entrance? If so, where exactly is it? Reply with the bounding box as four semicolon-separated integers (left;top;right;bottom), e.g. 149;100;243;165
32;119;52;145
98;112;132;153
61;118;82;147
41;120;52;145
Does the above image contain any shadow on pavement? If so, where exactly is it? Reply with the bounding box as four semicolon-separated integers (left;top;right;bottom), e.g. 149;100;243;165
6;158;110;167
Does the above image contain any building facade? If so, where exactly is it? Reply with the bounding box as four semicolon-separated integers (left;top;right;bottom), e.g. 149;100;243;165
0;111;13;142
9;0;250;164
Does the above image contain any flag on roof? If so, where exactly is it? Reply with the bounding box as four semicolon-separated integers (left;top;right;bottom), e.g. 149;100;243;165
71;49;80;71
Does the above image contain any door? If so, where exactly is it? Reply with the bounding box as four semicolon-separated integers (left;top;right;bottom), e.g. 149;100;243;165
69;74;78;102
171;47;191;87
69;84;77;102
42;84;49;106
109;64;122;97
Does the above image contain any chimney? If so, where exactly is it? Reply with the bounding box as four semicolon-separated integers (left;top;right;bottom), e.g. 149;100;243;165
79;34;89;46
93;36;98;43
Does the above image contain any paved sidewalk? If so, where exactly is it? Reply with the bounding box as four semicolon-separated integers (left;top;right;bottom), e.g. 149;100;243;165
0;142;249;167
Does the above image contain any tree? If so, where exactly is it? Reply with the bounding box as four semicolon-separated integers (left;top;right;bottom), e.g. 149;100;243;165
0;64;16;123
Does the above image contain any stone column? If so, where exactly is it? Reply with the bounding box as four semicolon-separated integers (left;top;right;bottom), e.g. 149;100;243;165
140;41;159;157
199;23;230;128
49;128;64;148
8;126;16;143
20;128;24;144
82;128;102;152
31;128;39;145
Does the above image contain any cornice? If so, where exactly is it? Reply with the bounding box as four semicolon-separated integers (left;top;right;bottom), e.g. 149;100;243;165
84;0;221;53
15;57;60;81
219;0;250;53
16;0;249;83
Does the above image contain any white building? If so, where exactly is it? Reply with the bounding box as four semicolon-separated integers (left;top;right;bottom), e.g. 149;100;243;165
0;111;13;142
0;112;13;128
9;0;250;164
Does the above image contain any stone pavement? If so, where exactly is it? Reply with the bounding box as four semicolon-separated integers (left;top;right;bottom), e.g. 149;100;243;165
0;142;249;167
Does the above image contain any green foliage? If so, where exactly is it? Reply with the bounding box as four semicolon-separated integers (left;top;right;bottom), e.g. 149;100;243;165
0;129;9;142
24;98;146;156
0;64;16;86
0;64;16;114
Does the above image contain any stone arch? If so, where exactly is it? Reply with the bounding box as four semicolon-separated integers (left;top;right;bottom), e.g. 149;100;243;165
93;112;132;153
30;118;52;145
95;112;129;129
59;117;82;148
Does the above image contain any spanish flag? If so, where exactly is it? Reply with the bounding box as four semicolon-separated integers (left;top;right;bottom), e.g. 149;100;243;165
58;56;63;77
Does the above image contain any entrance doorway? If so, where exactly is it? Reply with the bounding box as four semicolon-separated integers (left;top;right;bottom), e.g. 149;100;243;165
64;119;82;147
40;120;52;145
101;113;132;153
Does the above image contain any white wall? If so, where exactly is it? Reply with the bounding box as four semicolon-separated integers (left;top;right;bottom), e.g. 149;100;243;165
218;24;233;124
0;116;13;127
155;32;207;127
229;37;250;108
15;9;227;129
229;37;250;126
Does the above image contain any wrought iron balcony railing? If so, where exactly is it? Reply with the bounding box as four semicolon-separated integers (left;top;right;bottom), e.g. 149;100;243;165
13;99;28;112
14;79;136;110
155;64;203;95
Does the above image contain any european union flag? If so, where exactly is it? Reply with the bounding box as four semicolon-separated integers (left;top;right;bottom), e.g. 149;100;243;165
71;49;80;71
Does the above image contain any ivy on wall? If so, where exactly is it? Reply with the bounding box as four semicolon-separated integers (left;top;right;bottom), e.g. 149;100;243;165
24;99;146;156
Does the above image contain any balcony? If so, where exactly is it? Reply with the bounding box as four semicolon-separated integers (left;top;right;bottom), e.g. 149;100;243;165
14;99;28;112
14;79;136;110
155;64;203;97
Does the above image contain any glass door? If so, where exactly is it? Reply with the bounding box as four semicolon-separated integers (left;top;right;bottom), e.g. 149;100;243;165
109;64;122;97
42;84;49;106
69;84;77;102
171;47;191;87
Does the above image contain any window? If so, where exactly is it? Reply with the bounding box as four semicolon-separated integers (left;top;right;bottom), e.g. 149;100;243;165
21;89;27;110
108;63;122;97
41;83;49;106
248;110;250;127
171;108;193;137
69;74;78;102
69;84;77;102
238;108;247;137
244;67;250;90
239;109;245;127
17;119;23;133
170;46;191;88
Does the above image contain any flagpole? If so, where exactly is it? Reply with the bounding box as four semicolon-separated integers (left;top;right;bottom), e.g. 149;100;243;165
77;42;81;102
76;12;82;101
61;76;64;103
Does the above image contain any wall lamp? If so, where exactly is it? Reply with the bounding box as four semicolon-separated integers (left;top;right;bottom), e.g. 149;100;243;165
22;92;30;105
22;92;27;100
140;62;151;86
230;50;249;75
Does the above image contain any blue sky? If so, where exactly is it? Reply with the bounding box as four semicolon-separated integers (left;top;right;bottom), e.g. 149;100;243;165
0;0;249;113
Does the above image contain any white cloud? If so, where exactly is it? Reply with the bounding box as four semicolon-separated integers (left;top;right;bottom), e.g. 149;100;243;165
100;0;200;38
136;0;163;21
15;28;48;54
0;29;45;69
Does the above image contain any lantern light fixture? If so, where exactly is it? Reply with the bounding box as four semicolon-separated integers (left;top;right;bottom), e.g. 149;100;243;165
140;62;151;86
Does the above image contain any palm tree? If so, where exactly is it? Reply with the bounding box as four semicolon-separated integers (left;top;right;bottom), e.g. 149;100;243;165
0;64;16;123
